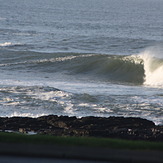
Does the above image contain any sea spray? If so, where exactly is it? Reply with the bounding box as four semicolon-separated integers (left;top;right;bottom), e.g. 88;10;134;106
140;45;163;87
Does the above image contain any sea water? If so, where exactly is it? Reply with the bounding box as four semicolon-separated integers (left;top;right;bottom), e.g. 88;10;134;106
0;0;163;125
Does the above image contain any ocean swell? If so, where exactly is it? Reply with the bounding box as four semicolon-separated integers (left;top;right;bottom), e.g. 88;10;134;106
0;50;145;84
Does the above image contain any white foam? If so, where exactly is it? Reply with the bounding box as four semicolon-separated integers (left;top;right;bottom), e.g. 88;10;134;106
9;112;48;118
140;45;163;87
0;42;23;47
0;42;13;47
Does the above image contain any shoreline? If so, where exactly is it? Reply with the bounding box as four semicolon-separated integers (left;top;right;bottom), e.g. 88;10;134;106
0;115;163;141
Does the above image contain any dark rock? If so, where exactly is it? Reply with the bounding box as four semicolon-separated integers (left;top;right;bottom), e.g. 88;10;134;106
0;115;162;141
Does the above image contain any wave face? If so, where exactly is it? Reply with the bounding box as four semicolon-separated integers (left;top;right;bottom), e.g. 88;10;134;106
0;50;145;85
69;54;145;84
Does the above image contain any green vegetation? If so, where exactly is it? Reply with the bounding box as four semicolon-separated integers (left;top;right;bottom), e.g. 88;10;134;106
0;132;163;151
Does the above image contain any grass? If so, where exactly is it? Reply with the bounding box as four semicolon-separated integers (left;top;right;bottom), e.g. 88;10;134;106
0;132;163;151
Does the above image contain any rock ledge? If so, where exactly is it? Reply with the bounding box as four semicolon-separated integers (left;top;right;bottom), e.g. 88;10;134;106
0;115;163;141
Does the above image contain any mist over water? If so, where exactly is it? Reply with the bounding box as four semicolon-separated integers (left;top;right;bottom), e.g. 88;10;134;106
0;0;163;124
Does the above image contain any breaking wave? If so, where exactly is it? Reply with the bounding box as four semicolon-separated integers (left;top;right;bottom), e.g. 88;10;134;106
139;45;163;87
0;45;163;87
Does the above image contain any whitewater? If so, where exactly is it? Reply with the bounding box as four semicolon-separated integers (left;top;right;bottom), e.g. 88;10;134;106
0;0;163;125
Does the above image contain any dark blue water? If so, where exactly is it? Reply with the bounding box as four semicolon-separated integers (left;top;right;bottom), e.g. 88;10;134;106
0;0;163;124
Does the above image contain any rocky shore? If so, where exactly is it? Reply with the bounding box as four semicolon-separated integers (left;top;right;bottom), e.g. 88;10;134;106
0;115;163;141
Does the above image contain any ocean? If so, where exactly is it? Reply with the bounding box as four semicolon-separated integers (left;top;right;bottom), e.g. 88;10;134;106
0;0;163;125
